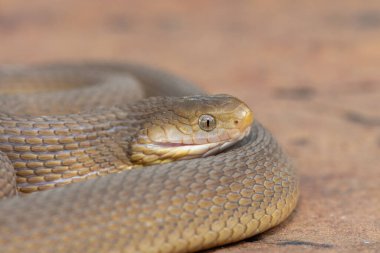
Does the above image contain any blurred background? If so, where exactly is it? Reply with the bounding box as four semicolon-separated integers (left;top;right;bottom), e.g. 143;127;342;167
1;1;379;252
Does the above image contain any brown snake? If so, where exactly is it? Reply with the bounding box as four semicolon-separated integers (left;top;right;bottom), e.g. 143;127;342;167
0;63;299;253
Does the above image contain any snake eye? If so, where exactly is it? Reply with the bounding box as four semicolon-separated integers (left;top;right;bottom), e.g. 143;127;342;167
198;114;216;131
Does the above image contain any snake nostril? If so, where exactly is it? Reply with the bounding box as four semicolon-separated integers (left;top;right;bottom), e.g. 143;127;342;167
234;120;239;125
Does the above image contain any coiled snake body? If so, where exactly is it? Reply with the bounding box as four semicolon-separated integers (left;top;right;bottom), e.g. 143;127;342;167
0;63;298;253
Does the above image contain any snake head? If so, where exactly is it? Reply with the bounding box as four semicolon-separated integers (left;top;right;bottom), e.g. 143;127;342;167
130;94;253;165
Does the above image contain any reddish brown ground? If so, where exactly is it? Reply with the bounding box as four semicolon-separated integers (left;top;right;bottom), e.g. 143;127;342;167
0;1;379;252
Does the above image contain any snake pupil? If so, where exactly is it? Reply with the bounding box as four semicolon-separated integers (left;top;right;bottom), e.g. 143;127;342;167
199;114;216;131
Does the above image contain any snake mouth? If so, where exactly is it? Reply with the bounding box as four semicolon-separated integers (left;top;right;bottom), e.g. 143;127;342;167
134;125;252;163
131;126;252;165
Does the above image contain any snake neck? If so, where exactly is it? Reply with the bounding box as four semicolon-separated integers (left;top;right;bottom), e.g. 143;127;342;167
0;97;185;193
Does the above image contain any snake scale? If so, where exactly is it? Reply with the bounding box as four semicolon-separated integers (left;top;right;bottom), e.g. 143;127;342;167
0;63;298;253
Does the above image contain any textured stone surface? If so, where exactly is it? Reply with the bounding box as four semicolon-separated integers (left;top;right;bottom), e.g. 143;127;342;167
0;0;379;252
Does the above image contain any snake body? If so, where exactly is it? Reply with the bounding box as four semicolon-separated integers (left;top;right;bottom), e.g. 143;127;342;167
0;63;298;253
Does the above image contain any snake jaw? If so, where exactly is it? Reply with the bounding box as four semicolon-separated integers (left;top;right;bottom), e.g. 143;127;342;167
130;122;253;165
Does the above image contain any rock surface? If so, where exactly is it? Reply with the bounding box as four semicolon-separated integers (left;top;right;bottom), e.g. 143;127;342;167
0;0;379;252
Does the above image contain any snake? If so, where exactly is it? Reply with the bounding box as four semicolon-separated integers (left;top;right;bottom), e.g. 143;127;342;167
0;63;299;253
